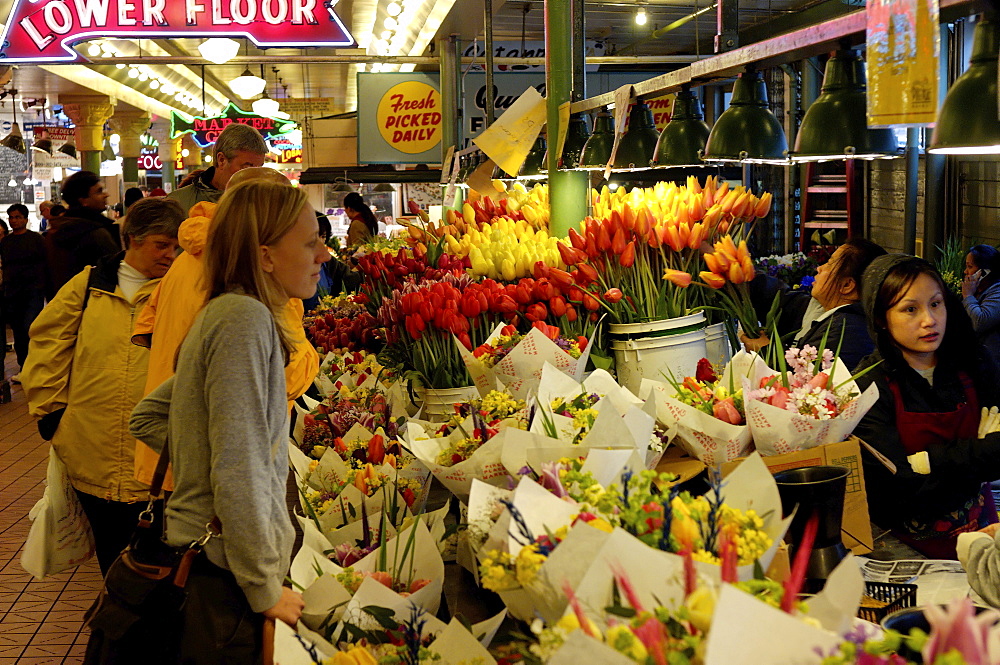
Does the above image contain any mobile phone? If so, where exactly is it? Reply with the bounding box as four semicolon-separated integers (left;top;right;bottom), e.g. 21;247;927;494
975;268;991;280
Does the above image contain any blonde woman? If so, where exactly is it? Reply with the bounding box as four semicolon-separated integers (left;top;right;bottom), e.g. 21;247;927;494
130;181;326;660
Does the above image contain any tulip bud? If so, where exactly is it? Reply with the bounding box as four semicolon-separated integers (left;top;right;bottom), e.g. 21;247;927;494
619;241;636;268
700;271;726;289
663;269;693;288
753;192;773;218
604;288;624;303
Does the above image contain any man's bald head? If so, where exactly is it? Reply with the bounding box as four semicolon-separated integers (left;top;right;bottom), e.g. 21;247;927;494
225;166;290;190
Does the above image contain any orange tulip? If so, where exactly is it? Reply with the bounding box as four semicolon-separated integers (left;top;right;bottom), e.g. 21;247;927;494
688;196;705;222
754;192;773;218
677;222;690;247
703;252;722;274
622;203;636;230
731;191;753;219
729;261;746;285
703;205;724;230
700;271;726;289
742;256;755;280
609;209;623;233
634;207;651;236
664;224;683;252
675;205;691;227
687;222;705;250
619;241;636;267
611;227;627;255
719;235;740;262
715;181;730;202
647;224;662;248
663;269;693;287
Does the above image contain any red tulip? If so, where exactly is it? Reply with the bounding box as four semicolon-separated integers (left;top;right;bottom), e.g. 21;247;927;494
575;263;598;285
558;242;579;267
611;228;627;255
582;293;600;311
550;296;568;317
604;288;624;303
568;227;587;251
367;434;385;464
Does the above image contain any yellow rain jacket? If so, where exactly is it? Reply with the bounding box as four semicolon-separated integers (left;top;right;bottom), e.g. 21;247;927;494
131;202;319;488
23;255;160;502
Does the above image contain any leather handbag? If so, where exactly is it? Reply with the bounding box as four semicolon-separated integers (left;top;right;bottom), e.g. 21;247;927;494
82;440;221;665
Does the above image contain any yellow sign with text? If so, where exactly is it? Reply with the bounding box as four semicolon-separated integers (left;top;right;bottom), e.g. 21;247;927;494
376;81;442;154
866;0;939;127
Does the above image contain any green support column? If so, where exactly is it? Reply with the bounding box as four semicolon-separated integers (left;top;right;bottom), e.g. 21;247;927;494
545;0;588;238
439;34;464;211
80;151;101;174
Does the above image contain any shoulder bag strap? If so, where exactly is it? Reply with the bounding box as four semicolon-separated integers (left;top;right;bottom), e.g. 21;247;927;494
142;437;221;535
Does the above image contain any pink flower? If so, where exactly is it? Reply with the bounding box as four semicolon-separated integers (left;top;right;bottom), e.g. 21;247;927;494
769;386;790;410
922;598;1000;665
712;397;744;425
806;372;829;390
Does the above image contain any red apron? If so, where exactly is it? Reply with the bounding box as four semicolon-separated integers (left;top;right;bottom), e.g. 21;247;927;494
888;372;998;559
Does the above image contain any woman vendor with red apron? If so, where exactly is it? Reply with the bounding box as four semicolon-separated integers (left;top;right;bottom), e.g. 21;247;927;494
853;254;1000;559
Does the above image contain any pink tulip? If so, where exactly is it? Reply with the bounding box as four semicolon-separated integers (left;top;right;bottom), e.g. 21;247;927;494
769;387;790;410
922;598;1000;665
713;397;744;425
807;372;830;390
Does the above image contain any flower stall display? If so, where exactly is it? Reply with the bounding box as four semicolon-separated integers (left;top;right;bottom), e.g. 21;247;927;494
641;352;772;466
459;322;593;400
305;294;383;355
743;345;879;455
757;252;819;291
294;388;408;459
698;234;762;340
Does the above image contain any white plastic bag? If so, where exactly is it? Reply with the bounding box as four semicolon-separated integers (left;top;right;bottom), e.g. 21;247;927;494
21;447;95;579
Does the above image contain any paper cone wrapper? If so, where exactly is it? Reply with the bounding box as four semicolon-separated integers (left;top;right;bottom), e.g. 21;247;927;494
527;521;613;624
273;618;331;665
743;364;879;455
427;617;501;665
537;364;642;416
640;378;752;466
405;420;515;503
526;398;654;463
547;631;636;665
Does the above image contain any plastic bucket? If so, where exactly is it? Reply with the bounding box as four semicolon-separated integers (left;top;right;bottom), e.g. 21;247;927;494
419;385;479;421
704;321;733;368
608;313;708;394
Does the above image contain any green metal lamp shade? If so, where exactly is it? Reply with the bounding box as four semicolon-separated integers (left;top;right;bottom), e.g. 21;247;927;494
653;87;710;166
579;107;615;169
792;51;900;161
703;69;788;164
930;16;1000;154
613;101;659;169
560;113;592;169
518;135;547;178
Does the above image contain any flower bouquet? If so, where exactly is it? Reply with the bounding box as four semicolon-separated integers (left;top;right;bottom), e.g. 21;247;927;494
305;294;383;355
404;411;527;503
698;234;762;341
757;252;819;291
458;322;593;400
743;344;880;455
641;351;773;466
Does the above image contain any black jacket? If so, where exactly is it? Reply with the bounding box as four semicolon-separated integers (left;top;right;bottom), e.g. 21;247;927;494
853;352;1000;530
796;303;873;372
45;218;119;298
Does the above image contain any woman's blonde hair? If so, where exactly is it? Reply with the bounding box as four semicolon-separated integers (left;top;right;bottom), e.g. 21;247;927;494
204;179;309;361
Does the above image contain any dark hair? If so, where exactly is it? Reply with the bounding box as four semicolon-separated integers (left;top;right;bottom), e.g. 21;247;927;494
316;213;332;241
49;204;66;217
968;244;1000;292
342;192;378;236
817;237;887;303
872;257;983;377
124;187;144;210
0;220;8;237
6;203;28;218
61;171;101;207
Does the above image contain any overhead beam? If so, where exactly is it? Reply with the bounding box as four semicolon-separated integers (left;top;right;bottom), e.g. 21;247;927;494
88;54;704;65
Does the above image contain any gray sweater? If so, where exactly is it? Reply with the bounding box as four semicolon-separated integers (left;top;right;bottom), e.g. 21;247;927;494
130;293;292;613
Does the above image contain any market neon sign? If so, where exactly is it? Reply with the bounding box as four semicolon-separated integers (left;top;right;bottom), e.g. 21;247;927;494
0;0;353;62
172;103;298;147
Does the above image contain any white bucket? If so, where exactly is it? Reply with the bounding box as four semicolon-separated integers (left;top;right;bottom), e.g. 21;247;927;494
609;313;708;394
705;321;734;368
419;385;480;421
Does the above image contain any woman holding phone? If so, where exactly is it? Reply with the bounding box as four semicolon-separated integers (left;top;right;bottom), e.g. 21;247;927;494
963;244;1000;368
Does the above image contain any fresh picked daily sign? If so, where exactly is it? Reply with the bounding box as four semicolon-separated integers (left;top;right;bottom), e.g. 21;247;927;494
0;0;353;62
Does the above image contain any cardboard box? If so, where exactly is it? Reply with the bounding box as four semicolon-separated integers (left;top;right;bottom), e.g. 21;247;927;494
720;437;873;555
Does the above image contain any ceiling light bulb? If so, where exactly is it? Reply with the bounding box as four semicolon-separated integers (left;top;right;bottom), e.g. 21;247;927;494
635;7;647;25
387;1;401;15
229;68;267;99
174;92;183;100
181;148;190;157
149;80;160;89
204;155;213;163
110;133;120;143
87;43;102;57
160;82;173;94
198;37;240;65
22;176;32;185
7;178;16;187
252;97;280;116
383;16;397;29
128;68;139;78
138;71;149;81
116;63;125;69
381;30;392;40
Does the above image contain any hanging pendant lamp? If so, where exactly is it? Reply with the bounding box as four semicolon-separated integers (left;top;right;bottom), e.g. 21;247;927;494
930;15;1000;154
518;135;547;179
58;139;78;158
31;138;53;154
613;100;659;170
0;121;25;154
229;67;267;99
703;68;788;164
579;107;615;169
559;113;592;169
652;85;710;167
792;51;900;161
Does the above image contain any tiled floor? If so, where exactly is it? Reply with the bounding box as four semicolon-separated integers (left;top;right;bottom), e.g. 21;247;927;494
0;351;99;664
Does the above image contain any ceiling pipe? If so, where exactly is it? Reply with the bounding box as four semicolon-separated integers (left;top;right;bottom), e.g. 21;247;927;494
91;54;704;65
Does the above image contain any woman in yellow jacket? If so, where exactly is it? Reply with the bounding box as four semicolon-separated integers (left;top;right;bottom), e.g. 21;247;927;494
22;198;185;574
